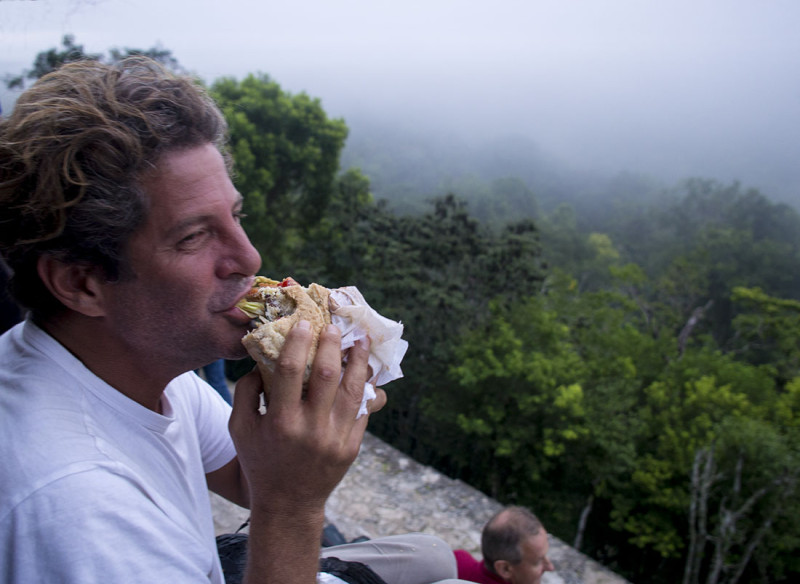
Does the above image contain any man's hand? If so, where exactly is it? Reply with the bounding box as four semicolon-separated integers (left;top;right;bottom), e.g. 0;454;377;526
229;320;386;584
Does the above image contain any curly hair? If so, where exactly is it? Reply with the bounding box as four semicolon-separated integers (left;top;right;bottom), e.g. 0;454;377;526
0;57;229;318
481;506;543;573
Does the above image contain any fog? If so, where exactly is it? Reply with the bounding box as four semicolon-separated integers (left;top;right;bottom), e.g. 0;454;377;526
2;0;799;204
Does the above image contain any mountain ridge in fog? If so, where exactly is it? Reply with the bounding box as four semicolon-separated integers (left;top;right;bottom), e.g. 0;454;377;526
340;104;800;217
337;108;797;220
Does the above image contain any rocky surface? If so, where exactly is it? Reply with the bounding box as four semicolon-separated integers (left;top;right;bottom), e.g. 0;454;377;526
210;432;631;584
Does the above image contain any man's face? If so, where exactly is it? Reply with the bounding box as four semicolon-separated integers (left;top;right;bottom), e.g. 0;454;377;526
100;144;261;376
506;531;554;584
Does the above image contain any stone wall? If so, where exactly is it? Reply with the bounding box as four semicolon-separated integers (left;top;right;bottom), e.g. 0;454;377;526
210;432;632;584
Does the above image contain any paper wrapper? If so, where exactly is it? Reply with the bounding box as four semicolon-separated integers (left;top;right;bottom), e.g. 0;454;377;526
329;286;408;417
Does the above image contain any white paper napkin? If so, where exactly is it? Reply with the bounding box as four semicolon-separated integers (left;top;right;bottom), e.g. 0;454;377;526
330;286;408;417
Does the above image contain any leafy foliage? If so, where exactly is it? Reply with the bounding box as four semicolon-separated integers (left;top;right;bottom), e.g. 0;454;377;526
294;192;547;460
210;74;348;271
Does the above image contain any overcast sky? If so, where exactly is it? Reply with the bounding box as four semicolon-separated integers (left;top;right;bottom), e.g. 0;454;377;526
2;0;799;202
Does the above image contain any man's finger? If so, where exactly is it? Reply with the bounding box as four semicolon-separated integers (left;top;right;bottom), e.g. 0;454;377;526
368;387;388;415
305;324;344;413
266;320;313;417
229;368;263;435
333;337;372;420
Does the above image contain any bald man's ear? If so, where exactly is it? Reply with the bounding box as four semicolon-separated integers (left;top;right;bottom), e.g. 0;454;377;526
37;255;108;317
493;560;514;582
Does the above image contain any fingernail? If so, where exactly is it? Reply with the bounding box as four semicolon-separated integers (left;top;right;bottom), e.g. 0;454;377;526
295;320;311;331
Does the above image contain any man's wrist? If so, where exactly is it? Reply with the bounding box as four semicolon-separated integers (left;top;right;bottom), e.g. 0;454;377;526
244;506;327;584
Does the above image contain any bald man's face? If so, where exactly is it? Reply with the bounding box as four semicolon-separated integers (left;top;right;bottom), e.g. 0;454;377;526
504;530;554;584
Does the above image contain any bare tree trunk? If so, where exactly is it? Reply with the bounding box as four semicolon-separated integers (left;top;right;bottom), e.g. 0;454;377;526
707;458;795;584
573;493;594;551
683;450;700;584
684;449;704;584
706;509;729;584
685;446;798;584
684;446;716;584
724;468;798;584
728;518;772;584
678;300;713;357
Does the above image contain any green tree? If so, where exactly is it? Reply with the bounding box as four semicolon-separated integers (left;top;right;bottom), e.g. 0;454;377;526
443;296;589;500
4;34;182;90
107;45;183;72
290;167;377;286
4;34;99;89
438;270;662;543
210;74;348;269
729;287;800;384
537;204;599;290
683;418;799;584
603;343;799;583
298;194;546;461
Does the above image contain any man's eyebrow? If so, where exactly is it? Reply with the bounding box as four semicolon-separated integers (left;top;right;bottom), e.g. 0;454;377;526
165;215;212;239
163;194;246;238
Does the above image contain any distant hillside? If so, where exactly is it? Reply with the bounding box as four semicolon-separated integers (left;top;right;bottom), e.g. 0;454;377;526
339;113;670;227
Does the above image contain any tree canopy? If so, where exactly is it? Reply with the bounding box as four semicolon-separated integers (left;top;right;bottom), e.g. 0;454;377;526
210;74;348;270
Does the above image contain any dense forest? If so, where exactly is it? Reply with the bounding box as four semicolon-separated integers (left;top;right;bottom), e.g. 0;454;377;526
8;38;800;584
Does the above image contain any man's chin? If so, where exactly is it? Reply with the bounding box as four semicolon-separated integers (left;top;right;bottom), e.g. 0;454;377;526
220;341;250;362
216;320;252;359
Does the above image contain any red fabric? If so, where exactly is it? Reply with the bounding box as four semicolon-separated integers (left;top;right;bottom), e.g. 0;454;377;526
454;549;506;584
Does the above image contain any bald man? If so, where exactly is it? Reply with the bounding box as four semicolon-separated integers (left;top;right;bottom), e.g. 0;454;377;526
454;507;555;584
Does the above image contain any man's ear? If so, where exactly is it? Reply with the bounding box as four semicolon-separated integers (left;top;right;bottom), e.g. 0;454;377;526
493;559;514;582
37;255;108;317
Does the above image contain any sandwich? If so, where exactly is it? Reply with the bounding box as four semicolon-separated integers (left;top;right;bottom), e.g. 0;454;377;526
237;276;332;384
237;275;409;416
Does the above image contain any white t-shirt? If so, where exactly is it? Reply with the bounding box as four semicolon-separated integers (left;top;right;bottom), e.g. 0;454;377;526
0;320;237;583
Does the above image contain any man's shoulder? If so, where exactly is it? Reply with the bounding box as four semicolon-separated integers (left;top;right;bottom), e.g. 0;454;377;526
1;459;135;523
0;319;78;384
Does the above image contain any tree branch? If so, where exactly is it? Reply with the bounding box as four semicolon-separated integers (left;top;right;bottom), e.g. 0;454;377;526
678;300;713;357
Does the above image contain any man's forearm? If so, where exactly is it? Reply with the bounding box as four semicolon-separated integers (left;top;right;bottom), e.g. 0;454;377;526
244;507;325;584
231;327;383;584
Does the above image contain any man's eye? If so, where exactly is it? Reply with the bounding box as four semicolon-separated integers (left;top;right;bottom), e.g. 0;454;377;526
177;229;208;250
234;211;247;223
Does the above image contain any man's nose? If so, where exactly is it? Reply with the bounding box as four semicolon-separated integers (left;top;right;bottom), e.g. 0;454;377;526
220;223;262;277
236;233;262;275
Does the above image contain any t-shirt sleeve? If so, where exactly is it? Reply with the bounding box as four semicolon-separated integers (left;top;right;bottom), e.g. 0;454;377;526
181;372;237;473
2;467;222;583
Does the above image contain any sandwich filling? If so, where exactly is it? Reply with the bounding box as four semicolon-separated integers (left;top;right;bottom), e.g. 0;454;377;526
237;276;299;323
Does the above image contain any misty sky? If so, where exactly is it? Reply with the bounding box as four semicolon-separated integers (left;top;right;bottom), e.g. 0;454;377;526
2;0;799;202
